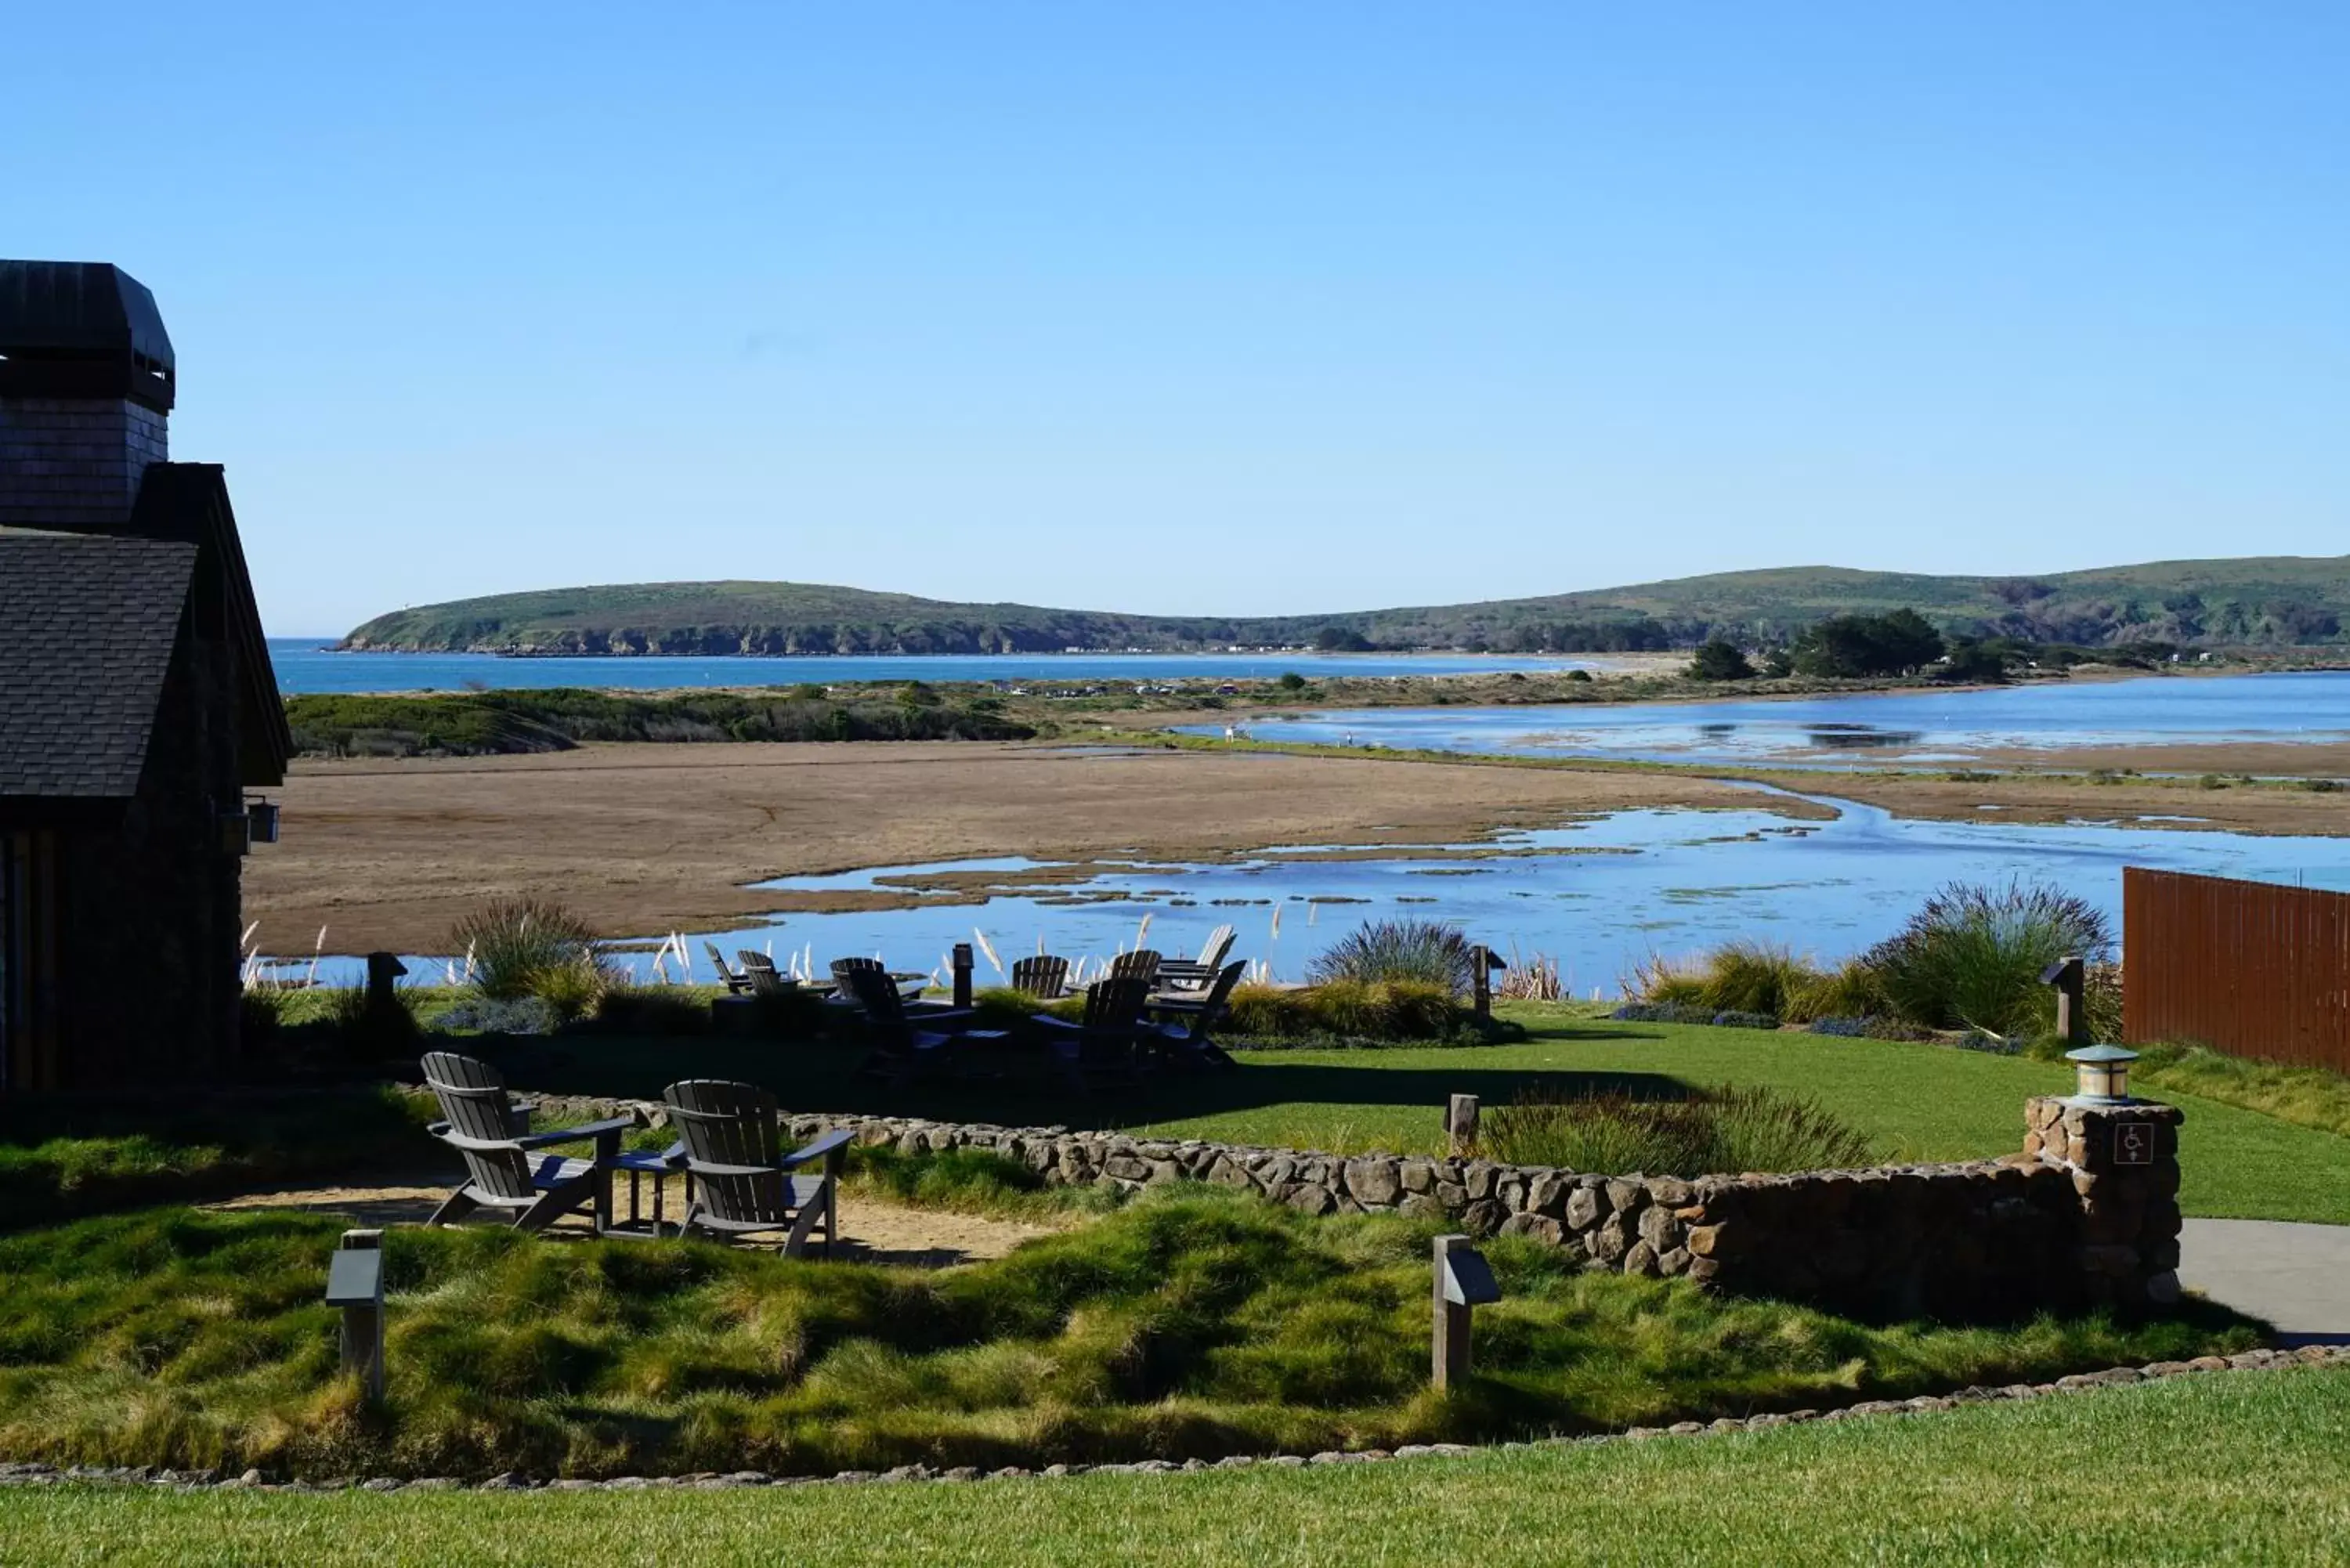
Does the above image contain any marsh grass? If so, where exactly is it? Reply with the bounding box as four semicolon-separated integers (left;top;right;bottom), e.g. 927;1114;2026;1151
1865;881;2113;1037
1307;919;1475;995
1224;979;1468;1043
1480;1083;1876;1176
0;1194;2252;1479
444;899;614;1015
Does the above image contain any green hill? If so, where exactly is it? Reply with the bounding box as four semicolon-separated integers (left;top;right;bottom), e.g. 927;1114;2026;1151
339;556;2350;656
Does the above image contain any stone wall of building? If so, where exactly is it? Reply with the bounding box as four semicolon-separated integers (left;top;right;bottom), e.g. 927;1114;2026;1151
502;1086;2187;1321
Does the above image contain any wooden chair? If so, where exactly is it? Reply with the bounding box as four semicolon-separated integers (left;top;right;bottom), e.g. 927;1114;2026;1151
1154;926;1236;994
1148;959;1247;1071
420;1051;636;1234
706;943;756;995
736;950;799;999
830;955;931;1003
840;964;989;1083
1010;954;1070;999
1035;976;1155;1093
1108;949;1162;987
663;1079;853;1256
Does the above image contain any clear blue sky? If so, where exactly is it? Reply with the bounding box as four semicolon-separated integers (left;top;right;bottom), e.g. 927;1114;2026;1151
9;3;2347;634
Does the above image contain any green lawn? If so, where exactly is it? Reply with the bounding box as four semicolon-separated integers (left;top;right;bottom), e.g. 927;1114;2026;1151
5;1364;2343;1566
479;1007;2350;1226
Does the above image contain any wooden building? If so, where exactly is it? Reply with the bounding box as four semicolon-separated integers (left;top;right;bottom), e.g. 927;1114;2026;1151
0;260;290;1092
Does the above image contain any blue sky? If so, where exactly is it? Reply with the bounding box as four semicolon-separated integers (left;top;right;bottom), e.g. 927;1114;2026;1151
9;3;2346;634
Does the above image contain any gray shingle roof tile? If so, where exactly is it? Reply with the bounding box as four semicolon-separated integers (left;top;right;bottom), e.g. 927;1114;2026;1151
0;530;195;798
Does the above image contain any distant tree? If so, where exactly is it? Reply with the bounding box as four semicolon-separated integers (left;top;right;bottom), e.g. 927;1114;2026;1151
1276;671;1307;691
1936;639;2011;684
1791;609;1946;678
1687;639;1756;681
1315;625;1374;652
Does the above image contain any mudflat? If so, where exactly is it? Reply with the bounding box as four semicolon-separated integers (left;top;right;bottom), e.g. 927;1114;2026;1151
247;742;1808;953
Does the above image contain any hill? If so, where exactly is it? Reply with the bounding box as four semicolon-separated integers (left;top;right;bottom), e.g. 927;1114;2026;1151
338;556;2350;656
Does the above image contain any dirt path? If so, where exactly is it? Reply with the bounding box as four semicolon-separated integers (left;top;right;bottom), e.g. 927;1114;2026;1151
205;1172;1056;1268
244;742;1804;952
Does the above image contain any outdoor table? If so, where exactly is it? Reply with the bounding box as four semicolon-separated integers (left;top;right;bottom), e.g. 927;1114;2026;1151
604;1146;682;1240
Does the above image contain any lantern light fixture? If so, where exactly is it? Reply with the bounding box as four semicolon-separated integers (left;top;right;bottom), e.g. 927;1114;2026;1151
2066;1042;2138;1105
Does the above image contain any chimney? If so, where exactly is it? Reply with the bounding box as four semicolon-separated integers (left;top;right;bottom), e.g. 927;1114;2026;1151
0;260;175;535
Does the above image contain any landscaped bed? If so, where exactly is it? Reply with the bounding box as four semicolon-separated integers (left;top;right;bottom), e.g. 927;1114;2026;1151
0;1190;2257;1480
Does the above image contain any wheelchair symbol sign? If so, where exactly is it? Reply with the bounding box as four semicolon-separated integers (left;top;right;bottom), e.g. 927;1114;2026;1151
2114;1122;2154;1166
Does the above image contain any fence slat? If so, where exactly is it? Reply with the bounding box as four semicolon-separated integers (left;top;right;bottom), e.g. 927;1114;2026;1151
2124;866;2350;1070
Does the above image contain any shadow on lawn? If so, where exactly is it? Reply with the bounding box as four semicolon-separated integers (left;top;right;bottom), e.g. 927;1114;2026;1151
468;1029;1691;1136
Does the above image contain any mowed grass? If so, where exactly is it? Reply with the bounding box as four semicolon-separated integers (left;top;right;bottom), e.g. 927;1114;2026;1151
0;1193;2254;1481
5;1366;2345;1567
493;1008;2350;1226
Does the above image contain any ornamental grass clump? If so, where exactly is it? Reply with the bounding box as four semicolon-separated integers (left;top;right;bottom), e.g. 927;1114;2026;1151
1308;919;1476;996
1481;1083;1875;1177
1222;978;1462;1042
445;898;613;1015
1864;880;2113;1038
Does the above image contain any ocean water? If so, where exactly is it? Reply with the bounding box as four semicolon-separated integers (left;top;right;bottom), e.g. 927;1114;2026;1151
295;789;2350;991
265;638;1593;694
1193;670;2350;767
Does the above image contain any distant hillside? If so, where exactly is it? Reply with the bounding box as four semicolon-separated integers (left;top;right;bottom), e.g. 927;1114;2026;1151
340;557;2350;656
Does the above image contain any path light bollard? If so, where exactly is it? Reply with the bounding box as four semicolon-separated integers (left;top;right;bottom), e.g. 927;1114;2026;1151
1446;1093;1480;1157
365;952;407;1010
1469;945;1503;1027
953;943;975;1008
325;1229;386;1401
1432;1234;1501;1391
2041;955;2088;1046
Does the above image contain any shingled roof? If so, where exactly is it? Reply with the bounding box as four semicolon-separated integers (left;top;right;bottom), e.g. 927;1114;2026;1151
0;530;197;799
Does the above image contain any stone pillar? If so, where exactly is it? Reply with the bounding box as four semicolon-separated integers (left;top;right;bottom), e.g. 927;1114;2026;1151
2026;1096;2185;1309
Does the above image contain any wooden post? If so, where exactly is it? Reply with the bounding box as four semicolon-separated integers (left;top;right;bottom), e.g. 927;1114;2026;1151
953;943;975;1008
2046;956;2088;1046
336;1229;385;1401
365;952;407;1008
1432;1234;1473;1390
1446;1093;1480;1157
1470;944;1494;1025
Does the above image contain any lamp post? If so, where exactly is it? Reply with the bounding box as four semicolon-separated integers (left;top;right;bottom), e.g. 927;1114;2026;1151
2066;1042;2138;1105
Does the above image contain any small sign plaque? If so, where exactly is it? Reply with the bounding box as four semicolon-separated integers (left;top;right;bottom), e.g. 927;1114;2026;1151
2113;1122;2155;1167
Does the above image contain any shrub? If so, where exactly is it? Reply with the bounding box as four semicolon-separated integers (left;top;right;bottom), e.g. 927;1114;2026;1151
1480;1083;1875;1176
586;985;712;1036
446;898;612;1003
1864;880;2113;1036
1308;919;1476;996
434;996;557;1035
530;959;607;1026
1687;640;1755;681
1786;956;1891;1024
1627;942;1835;1022
324;981;420;1060
1223;979;1466;1043
1609;1003;1779;1030
1622;953;1707;1008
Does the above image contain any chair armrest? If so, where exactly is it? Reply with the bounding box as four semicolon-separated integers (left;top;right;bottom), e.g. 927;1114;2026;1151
1029;1014;1082;1034
782;1128;856;1169
426;1120;452;1137
508;1099;540;1118
514;1115;640;1151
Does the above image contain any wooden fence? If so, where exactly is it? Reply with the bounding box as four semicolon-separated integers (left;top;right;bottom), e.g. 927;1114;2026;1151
2124;866;2350;1071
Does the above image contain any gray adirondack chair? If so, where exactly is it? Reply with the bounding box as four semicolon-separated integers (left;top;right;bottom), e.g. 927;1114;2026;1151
1155;926;1236;994
421;1051;635;1233
1148;959;1247;1070
1010;954;1070;999
706;942;756;995
663;1079;854;1255
1035;975;1155;1093
830;955;933;1003
736;950;799;998
839;964;981;1083
1108;949;1162;986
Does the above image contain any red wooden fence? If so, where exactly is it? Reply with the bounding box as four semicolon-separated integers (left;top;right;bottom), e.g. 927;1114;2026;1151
2124;866;2350;1070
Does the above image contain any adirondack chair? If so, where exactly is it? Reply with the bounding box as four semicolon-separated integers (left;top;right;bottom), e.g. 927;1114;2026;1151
830;956;932;1003
1108;949;1162;986
420;1051;636;1234
1148;959;1247;1070
662;1079;854;1256
706;943;756;995
1154;926;1236;994
1034;976;1155;1093
1010;954;1070;999
736;950;799;999
839;964;987;1083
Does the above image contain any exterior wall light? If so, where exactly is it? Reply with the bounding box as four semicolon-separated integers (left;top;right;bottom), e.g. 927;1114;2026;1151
2066;1042;2138;1105
244;797;280;844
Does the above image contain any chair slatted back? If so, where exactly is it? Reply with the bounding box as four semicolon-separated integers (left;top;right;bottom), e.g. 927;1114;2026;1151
665;1079;790;1227
1108;949;1162;985
830;956;887;988
706;943;743;982
1011;955;1069;999
738;952;794;998
1082;975;1152;1032
1166;962;1247;1044
1197;926;1236;969
421;1050;534;1201
841;964;910;1033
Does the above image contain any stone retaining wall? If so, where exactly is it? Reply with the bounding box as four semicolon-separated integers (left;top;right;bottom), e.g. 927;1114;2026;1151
502;1089;2186;1321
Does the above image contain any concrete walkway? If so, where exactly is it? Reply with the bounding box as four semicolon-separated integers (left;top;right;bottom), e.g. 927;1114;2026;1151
2181;1218;2350;1346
